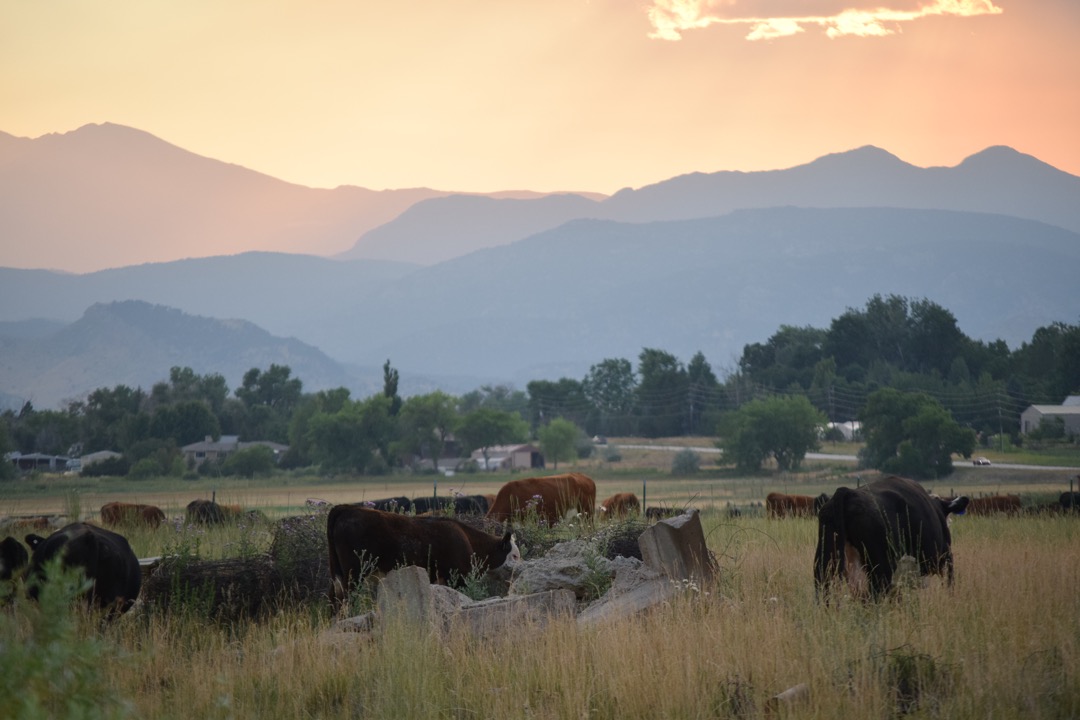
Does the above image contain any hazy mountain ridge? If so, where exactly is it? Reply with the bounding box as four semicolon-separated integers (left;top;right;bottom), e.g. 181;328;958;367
332;207;1080;380
0;123;601;273
6;206;1075;410
0;301;350;409
337;193;603;264
336;144;1080;263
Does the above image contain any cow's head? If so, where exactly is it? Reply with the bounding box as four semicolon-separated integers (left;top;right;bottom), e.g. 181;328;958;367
503;532;522;565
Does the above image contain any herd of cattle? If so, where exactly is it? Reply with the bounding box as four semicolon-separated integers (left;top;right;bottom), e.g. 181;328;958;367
3;473;1080;616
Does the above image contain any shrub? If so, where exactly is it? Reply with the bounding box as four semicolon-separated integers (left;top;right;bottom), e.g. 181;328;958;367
80;455;130;477
672;448;700;475
0;562;129;719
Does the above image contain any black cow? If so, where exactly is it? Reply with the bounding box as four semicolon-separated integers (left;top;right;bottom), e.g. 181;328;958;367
25;523;142;616
1;535;29;582
645;506;684;521
363;496;411;513
815;476;969;601
410;495;491;515
1060;492;1080;513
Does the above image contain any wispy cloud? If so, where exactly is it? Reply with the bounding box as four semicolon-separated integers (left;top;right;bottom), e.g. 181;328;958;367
648;0;1004;41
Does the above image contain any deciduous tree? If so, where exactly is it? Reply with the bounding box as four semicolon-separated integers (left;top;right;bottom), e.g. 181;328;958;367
858;388;976;479
721;395;826;472
538;418;580;470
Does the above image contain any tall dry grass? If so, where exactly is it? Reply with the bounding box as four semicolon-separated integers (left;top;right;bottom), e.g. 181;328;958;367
6;508;1079;718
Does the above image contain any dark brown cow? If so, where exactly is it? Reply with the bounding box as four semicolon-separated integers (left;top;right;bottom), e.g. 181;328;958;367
766;492;828;518
599;492;640;519
487;473;596;526
327;505;520;598
966;494;1022;516
3;516;53;532
815;476;969;601
101;502;166;528
185;499;243;525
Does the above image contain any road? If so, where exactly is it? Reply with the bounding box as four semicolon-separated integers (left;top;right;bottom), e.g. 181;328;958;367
616;444;1078;472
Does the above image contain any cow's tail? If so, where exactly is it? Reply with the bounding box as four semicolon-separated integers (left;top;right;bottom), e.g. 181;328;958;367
326;505;346;603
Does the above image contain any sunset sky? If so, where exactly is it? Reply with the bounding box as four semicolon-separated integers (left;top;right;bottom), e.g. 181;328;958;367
2;0;1077;194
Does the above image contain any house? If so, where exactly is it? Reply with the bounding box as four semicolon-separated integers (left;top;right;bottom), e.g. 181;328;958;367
62;450;124;475
180;435;289;468
470;443;545;471
5;452;71;473
1020;403;1080;436
826;421;862;441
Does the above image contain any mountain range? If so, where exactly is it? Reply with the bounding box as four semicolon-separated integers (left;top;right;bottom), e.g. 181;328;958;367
2;124;1079;410
0;300;350;411
0;123;598;273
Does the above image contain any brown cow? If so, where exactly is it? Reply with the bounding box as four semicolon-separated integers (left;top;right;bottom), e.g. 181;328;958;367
965;494;1022;516
487;473;596;526
100;502;166;528
326;505;519;598
599;492;640;520
766;492;829;519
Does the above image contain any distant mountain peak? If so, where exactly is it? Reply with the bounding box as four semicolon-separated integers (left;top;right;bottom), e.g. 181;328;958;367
802;145;909;171
957;145;1076;179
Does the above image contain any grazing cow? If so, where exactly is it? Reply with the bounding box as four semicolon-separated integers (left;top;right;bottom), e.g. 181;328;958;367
409;494;492;515
185;499;243;525
766;492;829;519
1;536;29;582
645;506;683;521
965;494;1022;516
599;493;640;519
363;496;411;513
487;473;596;527
326;505;519;597
24;523;142;615
815;476;969;601
1060;492;1080;513
101;502;166;528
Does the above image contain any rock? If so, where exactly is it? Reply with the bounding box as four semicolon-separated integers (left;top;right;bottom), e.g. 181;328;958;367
764;683;809;717
331;566;578;641
332;612;377;633
455;590;577;639
508;540;617;599
576;575;677;626
637;509;715;582
376;566;437;627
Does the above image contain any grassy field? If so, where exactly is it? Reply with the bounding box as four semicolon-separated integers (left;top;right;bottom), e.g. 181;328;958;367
3;442;1079;718
3;506;1078;718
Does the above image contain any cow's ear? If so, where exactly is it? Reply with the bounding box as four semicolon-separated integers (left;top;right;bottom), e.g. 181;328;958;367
25;534;45;549
948;496;970;515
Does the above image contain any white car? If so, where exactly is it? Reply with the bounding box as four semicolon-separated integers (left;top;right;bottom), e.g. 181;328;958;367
972;456;992;466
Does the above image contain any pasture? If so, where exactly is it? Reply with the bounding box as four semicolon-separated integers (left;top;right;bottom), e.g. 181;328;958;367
2;446;1079;718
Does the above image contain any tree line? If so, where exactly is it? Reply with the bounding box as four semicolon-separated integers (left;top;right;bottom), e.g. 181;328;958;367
1;295;1076;480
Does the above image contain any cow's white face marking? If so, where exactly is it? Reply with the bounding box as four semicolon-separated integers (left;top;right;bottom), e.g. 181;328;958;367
507;534;522;563
844;542;869;598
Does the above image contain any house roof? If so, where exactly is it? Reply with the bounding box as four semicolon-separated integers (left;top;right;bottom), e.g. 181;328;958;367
1026;405;1080;415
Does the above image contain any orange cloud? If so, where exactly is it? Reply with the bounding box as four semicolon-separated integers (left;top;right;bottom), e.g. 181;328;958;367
648;0;1004;41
